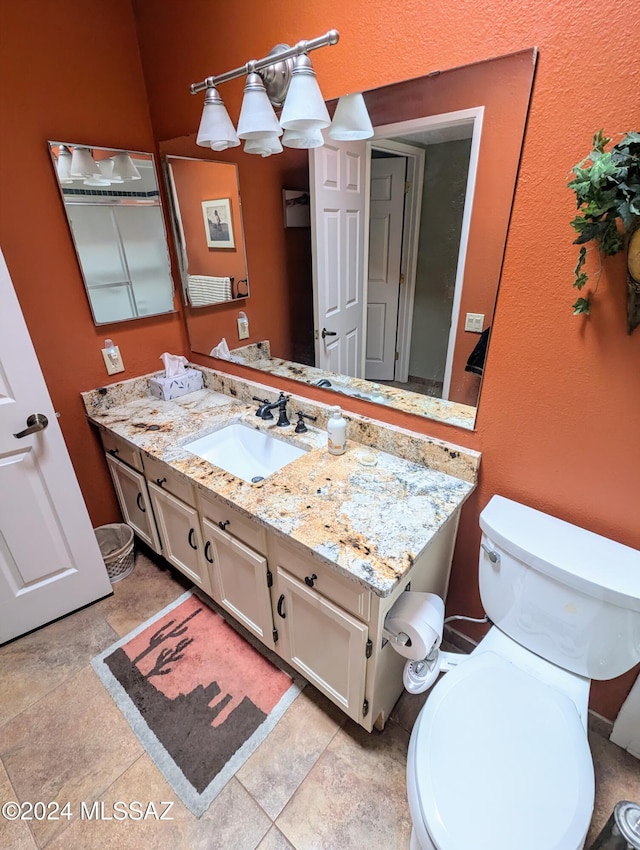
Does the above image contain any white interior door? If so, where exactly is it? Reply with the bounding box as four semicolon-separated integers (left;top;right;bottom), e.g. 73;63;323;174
365;157;406;380
310;138;368;377
0;248;112;643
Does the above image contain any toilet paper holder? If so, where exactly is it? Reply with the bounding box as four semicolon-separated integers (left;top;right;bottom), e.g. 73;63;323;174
383;591;445;661
384;591;470;694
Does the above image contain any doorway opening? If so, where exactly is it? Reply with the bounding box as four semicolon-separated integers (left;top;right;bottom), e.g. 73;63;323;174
366;108;483;401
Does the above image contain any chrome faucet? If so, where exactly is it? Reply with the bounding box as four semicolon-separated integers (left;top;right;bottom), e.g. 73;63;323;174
252;392;291;426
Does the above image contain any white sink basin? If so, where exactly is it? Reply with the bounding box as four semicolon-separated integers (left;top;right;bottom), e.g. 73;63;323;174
183;423;307;483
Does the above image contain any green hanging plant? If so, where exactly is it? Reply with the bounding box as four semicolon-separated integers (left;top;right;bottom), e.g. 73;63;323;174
568;130;640;331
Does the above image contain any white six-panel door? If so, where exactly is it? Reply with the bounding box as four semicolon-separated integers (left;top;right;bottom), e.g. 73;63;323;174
0;248;112;643
310;138;368;378
365;156;406;380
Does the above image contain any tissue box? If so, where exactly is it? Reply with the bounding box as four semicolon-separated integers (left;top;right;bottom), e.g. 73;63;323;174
149;369;203;401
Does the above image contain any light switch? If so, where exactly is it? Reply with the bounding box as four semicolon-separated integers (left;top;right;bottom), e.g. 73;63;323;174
464;312;484;333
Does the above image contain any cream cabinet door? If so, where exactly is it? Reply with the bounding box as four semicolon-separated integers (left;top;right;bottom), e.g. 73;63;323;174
275;567;369;723
148;482;209;593
202;518;274;649
106;454;160;553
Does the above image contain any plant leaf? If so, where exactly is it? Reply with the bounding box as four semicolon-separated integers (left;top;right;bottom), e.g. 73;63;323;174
592;129;611;153
572;297;591;315
572;247;588;289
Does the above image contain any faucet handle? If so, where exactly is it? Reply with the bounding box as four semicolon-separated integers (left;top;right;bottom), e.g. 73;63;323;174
294;411;318;433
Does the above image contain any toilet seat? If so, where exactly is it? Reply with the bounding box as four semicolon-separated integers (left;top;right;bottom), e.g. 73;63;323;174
408;651;594;850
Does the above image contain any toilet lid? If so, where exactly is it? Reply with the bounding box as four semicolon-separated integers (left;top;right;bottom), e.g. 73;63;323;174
412;652;594;850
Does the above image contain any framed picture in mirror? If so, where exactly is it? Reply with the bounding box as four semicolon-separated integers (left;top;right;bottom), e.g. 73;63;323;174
202;198;235;249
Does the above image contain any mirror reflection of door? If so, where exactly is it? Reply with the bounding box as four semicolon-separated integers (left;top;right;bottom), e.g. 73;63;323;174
366;154;406;381
311;108;480;403
310;138;368;378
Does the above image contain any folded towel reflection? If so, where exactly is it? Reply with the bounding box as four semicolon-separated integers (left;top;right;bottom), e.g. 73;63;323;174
187;275;232;307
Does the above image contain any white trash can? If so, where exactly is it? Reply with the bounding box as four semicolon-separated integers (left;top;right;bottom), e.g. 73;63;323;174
95;523;135;583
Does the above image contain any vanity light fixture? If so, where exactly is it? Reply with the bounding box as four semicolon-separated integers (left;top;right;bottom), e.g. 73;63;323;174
328;92;374;140
282;127;325;149
243;134;283;157
278;54;331;132
236;73;283;141
53;145;142;185
97;158;123;183
110;152;142;181
190;30;373;153
196;86;240;151
69;146;100;179
55;144;74;183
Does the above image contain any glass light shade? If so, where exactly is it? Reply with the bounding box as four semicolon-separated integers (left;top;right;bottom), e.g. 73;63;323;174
279;54;330;131
56;145;74;183
282;128;325;149
69;146;100;178
196;86;240;150
237;73;282;139
83;175;112;186
97;158;123;183
243;133;283;157
328;93;374;140
111;153;142;181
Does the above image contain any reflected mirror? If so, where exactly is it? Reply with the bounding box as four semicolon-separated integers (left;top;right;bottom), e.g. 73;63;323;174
164;48;537;430
49;143;175;325
163;156;249;309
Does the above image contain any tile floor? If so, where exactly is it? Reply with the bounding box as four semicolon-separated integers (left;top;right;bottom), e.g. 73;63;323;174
1;552;638;850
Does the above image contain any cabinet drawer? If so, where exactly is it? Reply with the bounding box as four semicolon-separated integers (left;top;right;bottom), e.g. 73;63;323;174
143;455;195;507
101;431;143;471
198;490;267;556
271;537;371;622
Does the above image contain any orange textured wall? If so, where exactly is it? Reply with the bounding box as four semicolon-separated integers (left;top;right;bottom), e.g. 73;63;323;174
133;0;640;718
0;1;188;530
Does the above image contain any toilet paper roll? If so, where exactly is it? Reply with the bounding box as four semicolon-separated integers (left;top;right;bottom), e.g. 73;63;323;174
384;592;445;660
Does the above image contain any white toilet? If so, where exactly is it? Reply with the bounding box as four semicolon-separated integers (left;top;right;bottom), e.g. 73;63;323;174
406;495;640;850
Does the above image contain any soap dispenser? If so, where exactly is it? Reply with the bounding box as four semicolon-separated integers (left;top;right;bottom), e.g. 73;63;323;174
327;406;347;456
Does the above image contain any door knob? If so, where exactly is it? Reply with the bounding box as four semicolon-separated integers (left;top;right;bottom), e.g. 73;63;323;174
14;413;49;439
321;328;337;339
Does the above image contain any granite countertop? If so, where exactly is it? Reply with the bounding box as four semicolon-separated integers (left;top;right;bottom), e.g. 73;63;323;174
84;380;475;597
226;341;477;430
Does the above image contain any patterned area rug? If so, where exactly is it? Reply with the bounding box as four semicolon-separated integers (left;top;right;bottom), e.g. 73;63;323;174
92;590;304;816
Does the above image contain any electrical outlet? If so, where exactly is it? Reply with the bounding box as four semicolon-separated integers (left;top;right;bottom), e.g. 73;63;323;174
464;312;484;333
237;315;249;340
102;345;125;375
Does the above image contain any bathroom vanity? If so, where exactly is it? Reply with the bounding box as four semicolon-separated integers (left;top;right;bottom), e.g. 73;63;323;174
83;365;479;731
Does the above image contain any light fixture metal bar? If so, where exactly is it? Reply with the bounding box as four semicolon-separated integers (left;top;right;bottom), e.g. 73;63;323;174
189;30;339;94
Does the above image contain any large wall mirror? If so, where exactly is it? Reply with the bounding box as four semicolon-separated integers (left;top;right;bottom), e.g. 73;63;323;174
48;143;175;325
161;48;537;430
163;156;249;308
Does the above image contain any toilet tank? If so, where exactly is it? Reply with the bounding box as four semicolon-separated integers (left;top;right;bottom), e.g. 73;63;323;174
478;496;640;680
